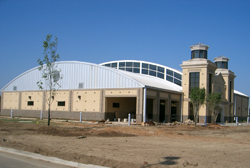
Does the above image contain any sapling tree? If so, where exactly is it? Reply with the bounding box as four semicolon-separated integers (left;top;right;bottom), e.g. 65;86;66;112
37;34;62;126
189;87;206;126
207;92;222;124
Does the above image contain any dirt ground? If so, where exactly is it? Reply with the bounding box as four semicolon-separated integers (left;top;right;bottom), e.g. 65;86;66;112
0;118;250;168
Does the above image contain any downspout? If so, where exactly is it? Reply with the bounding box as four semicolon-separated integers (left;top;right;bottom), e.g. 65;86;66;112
143;87;147;122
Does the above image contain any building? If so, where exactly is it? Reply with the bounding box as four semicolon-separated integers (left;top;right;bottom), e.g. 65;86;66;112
1;43;249;123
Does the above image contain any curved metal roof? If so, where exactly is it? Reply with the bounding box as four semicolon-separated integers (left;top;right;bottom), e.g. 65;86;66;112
1;61;145;92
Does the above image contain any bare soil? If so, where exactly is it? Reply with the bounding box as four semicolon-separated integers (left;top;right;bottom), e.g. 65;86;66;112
1;119;250;168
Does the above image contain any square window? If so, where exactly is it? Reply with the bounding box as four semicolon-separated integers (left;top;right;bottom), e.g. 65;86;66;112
149;70;156;76
133;68;140;73
111;63;117;68
142;63;148;69
27;101;34;106
113;103;119;108
157;72;164;79
119;62;125;67
157;66;164;73
134;62;140;67
167;69;173;76
149;64;156;70
142;69;148;75
58;101;65;106
126;62;132;67
167;76;173;82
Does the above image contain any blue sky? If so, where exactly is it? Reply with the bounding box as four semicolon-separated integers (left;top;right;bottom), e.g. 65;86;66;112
0;0;250;98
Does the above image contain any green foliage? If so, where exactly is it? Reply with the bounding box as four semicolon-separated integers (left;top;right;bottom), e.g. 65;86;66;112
207;92;222;124
37;34;62;126
189;87;206;126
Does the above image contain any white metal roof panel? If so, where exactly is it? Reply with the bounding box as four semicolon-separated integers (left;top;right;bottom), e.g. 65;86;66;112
1;61;144;92
119;70;182;93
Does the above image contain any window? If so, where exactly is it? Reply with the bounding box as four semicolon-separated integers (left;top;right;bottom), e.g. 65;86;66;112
142;69;148;75
149;64;156;70
189;72;200;97
134;62;140;67
149;70;156;76
216;61;228;69
166;76;173;82
157;72;164;79
167;69;173;76
27;101;34;106
174;72;182;80
113;103;119;108
126;68;132;72
111;63;117;68
104;64;110;67
58;101;65;106
133;68;140;73
191;50;207;59
157;66;164;73
174;79;182;86
126;62;132;67
189;72;200;88
119;62;125;67
13;86;17;91
209;73;212;94
142;63;148;69
229;81;232;102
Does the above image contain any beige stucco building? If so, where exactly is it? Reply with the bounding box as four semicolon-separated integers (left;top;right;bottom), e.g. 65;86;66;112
1;43;249;123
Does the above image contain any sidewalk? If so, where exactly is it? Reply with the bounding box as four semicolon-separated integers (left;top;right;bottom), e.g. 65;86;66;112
0;147;109;168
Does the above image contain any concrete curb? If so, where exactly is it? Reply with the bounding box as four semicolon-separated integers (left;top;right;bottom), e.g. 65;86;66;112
0;147;109;168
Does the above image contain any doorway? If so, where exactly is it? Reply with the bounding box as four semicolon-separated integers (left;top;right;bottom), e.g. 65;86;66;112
159;100;165;122
171;101;177;122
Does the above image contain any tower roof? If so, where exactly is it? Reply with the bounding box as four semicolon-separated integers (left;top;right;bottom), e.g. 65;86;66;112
213;55;229;62
190;42;209;51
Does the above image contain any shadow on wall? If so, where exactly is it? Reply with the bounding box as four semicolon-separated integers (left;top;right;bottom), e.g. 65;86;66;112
143;156;180;167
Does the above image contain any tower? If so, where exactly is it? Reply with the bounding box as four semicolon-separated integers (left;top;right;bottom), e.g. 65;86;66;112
214;55;236;122
181;43;217;123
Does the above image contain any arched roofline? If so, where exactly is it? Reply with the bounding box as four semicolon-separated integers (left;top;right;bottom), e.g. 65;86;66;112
99;60;183;74
1;61;145;91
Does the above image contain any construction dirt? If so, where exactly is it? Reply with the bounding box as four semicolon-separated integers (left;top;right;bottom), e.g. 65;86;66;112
0;118;250;168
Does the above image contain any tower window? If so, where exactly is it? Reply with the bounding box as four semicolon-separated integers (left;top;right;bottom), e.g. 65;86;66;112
189;72;200;96
191;50;207;59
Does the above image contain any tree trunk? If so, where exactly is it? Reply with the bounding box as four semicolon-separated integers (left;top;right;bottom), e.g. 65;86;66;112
48;107;50;126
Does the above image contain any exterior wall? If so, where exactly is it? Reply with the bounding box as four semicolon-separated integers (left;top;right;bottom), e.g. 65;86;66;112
2;92;19;110
181;58;217;123
72;90;101;112
235;94;249;121
21;91;43;110
45;91;70;111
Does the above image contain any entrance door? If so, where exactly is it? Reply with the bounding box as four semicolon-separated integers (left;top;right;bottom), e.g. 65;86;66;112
159;100;165;122
171;101;177;122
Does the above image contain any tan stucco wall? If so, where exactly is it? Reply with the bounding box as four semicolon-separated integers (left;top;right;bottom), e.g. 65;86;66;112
45;90;70;111
72;90;101;112
2;92;19;110
105;89;137;97
21;91;43;110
